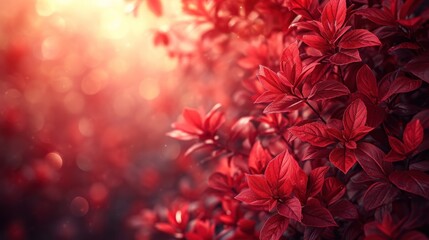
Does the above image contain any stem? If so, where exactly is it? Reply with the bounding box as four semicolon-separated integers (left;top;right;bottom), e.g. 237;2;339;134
305;101;327;124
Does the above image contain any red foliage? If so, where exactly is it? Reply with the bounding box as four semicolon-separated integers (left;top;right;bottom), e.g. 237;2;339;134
143;0;429;239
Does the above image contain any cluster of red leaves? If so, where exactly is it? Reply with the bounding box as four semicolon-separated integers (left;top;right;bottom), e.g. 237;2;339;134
142;0;429;239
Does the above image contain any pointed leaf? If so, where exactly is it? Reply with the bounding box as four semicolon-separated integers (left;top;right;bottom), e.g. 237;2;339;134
302;202;337;227
389;170;429;199
308;80;350;101
343;99;367;138
277;197;302;222
289;122;336;147
380;77;422;101
357;65;379;103
338;29;381;49
321;0;346;35
307;166;329;197
403;119;423;152
329;147;357;174
329;49;361;65
363;181;400;210
355;142;392;179
260;214;289;240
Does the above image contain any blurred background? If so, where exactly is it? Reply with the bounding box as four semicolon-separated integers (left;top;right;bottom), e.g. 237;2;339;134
0;0;218;239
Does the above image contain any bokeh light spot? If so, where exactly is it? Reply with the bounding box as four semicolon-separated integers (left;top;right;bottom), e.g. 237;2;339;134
70;196;89;217
139;80;160;100
45;152;63;169
81;69;109;95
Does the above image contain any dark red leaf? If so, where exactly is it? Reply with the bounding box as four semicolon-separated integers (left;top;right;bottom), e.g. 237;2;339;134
302;200;337;227
389;170;429;199
322;177;346;205
277;197;302;222
355;142;392;179
338;29;381;49
289;122;335;147
328;199;358;219
403;53;429;83
363;181;400;210
380;77;422;102
260;214;289;240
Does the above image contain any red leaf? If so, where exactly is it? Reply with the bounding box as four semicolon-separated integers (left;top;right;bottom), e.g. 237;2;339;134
329;49;361;65
343;99;367;138
248;141;271;174
289;122;335;147
307;166;329;197
321;0;346;35
403;119;424;152
380;77;422;102
328;199;358;219
354;8;395;26
264;95;303;114
322;177;346;205
301;34;330;51
247;174;272;199
146;0;162;16
208;172;229;192
329;147;357;174
265;151;302;197
403;53;429;83
235;189;274;207
277;197;302;222
356;65;379;103
258;66;286;93
389;170;429;199
362;181;400;210
302;200;337;227
338;29;381;49
280;42;302;84
260;214;289;240
355;142;392;179
308;80;350;101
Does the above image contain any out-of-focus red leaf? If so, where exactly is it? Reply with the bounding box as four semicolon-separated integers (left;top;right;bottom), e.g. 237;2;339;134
146;0;162;16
